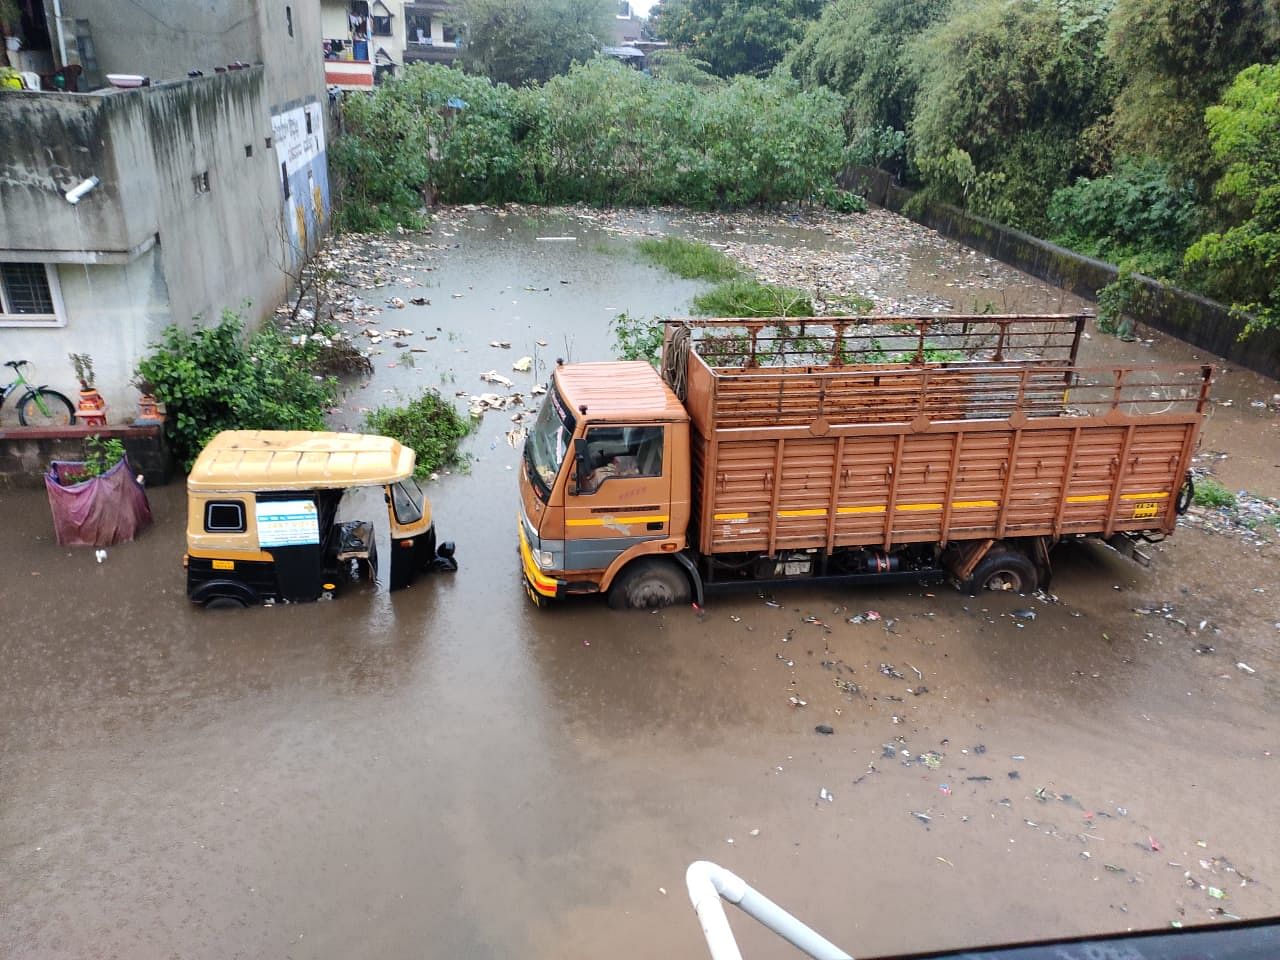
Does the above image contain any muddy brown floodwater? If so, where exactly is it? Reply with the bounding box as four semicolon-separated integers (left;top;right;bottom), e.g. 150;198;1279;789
2;207;1278;960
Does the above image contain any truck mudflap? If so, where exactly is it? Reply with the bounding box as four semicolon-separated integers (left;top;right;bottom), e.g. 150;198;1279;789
518;517;563;602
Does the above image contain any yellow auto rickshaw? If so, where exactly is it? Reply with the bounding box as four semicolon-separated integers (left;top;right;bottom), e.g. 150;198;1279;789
184;430;454;607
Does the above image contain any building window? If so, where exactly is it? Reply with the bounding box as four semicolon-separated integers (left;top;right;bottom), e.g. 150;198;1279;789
408;13;432;44
372;14;392;35
0;263;65;327
442;22;460;45
204;500;247;533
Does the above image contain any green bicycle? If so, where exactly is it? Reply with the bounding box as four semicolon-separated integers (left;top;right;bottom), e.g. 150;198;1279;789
1;360;76;426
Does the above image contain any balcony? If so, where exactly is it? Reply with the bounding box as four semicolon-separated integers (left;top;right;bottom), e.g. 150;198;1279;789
402;42;460;65
324;56;375;89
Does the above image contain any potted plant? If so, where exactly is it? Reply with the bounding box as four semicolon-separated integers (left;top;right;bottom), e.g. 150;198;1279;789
131;372;164;424
69;352;107;424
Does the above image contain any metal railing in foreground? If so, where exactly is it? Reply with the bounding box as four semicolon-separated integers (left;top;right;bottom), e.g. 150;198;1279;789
685;861;852;960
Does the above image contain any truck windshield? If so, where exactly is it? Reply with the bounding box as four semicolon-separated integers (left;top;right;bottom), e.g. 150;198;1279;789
524;386;575;502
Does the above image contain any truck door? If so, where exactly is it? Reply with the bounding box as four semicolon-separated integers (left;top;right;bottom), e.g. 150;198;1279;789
564;424;670;571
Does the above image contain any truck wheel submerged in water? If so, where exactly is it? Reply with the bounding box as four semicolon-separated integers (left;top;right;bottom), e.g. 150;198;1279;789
962;547;1038;595
607;558;692;610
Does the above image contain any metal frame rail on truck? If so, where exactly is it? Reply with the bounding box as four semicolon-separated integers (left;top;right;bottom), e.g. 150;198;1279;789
517;313;1212;609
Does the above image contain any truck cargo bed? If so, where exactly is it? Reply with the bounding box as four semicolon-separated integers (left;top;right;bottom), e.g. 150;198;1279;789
669;316;1211;556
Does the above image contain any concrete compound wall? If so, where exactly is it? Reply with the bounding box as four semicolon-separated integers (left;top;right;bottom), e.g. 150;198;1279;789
47;0;325;108
2;17;330;415
0;70;294;413
845;167;1280;380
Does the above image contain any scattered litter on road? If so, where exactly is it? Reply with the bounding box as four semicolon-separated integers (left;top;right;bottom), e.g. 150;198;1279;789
819;788;833;803
789;696;807;707
1237;662;1257;675
814;724;834;735
911;811;931;825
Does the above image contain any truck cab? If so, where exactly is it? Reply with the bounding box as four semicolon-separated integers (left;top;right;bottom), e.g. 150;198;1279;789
518;361;696;607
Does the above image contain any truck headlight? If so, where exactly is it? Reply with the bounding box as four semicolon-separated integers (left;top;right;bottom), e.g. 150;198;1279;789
536;550;555;568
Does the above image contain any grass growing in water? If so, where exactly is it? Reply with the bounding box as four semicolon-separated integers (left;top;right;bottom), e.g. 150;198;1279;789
1193;476;1236;509
692;280;814;318
636;237;741;281
364;389;473;478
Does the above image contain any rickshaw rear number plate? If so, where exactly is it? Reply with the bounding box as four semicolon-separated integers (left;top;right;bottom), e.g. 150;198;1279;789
212;559;235;570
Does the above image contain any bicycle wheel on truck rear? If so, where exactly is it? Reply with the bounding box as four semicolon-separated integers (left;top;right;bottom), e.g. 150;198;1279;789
18;389;76;427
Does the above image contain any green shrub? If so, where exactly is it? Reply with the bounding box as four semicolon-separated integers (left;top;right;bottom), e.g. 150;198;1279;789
363;389;473;478
331;60;850;221
636;237;741;280
136;310;338;470
81;436;126;479
692;280;815;317
1096;272;1146;338
821;187;868;214
1047;159;1199;278
611;312;666;367
1193;476;1237;509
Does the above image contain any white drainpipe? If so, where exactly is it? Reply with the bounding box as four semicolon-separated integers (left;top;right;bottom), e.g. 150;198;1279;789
685;861;853;960
52;0;69;68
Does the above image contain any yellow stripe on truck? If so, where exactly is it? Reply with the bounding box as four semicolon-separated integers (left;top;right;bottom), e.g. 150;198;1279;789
715;492;1167;522
565;515;669;527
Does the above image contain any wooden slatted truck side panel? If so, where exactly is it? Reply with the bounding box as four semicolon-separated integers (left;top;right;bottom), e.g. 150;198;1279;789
678;319;1212;559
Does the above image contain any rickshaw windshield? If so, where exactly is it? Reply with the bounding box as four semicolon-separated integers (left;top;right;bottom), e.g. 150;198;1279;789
391;478;425;525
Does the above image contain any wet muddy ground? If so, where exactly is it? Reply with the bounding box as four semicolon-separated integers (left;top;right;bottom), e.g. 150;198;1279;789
2;206;1278;959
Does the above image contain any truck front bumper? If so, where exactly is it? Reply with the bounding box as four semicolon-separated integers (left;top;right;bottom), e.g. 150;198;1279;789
518;516;563;601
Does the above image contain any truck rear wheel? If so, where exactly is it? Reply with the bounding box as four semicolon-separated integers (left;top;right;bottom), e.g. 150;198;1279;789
607;558;691;610
962;547;1038;595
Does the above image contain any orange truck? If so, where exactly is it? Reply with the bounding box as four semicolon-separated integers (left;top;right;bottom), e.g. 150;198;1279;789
517;314;1212;609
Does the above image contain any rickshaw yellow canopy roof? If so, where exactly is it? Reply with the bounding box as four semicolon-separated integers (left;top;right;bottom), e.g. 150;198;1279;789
187;431;416;492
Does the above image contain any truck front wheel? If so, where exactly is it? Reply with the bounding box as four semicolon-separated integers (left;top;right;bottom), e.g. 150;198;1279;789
962;548;1038;595
607;558;692;610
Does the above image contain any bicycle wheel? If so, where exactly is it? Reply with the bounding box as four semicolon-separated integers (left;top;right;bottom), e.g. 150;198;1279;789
18;389;76;426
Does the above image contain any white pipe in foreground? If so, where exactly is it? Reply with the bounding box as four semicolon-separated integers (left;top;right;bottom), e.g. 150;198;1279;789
685;861;853;960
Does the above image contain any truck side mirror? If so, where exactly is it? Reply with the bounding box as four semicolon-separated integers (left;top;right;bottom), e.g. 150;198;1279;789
573;437;590;494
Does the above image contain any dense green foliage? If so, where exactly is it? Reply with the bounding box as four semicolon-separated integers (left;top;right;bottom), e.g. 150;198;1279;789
787;0;951;155
1047;159;1199;276
1184;63;1280;334
906;0;1114;231
636;237;741;280
652;0;823;78
1106;0;1279;189
777;0;1278;342
332;60;850;221
455;0;613;87
136;311;338;470
363;390;473;477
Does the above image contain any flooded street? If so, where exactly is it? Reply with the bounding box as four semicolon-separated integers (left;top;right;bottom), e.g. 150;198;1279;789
3;206;1278;959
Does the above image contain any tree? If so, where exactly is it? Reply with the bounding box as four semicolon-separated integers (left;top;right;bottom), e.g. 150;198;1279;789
788;0;952;134
651;0;823;78
1184;63;1280;335
907;0;1115;230
1106;0;1279;189
454;0;614;87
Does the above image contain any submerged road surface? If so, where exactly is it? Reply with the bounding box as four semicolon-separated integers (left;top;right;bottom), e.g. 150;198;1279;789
2;208;1277;959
